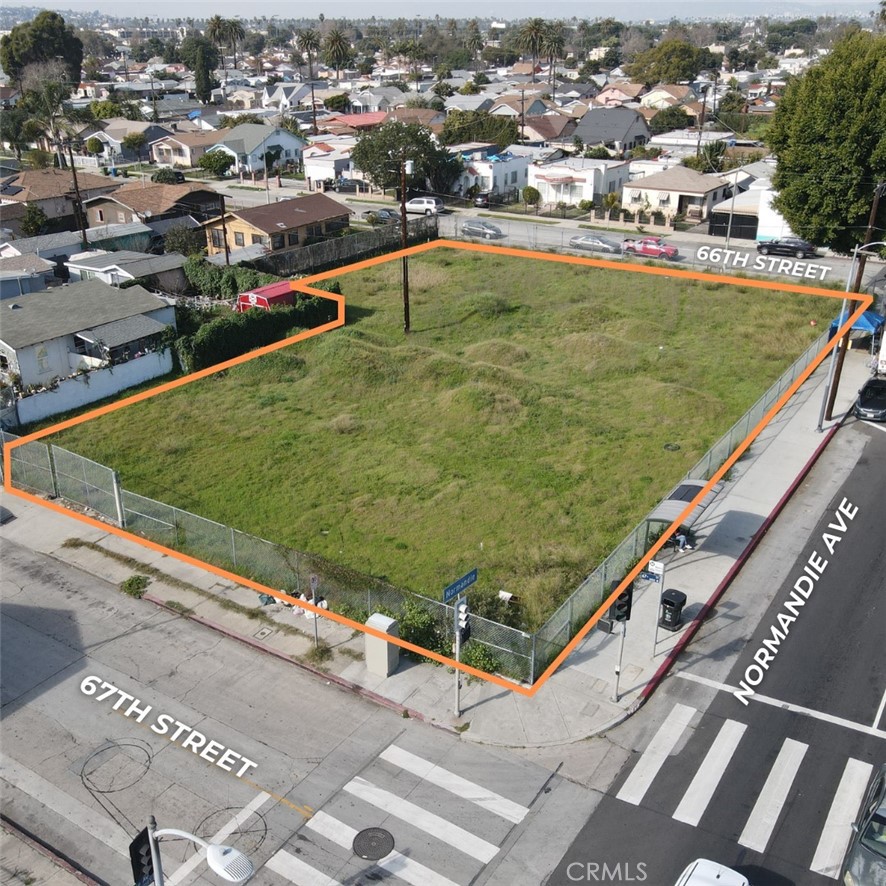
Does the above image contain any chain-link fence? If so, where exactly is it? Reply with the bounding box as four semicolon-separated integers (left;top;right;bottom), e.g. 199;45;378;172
1;326;830;686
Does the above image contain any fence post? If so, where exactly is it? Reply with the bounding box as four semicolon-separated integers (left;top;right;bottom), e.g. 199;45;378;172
112;470;125;528
47;444;59;499
529;633;537;684
230;526;237;568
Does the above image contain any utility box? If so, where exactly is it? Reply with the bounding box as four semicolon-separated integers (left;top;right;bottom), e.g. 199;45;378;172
365;613;400;677
659;589;687;631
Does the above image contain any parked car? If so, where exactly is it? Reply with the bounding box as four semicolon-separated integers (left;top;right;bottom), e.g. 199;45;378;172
841;763;886;886
361;208;400;225
756;237;818;259
335;178;364;193
405;196;444;215
674;859;749;886
461;220;504;240
854;376;886;421
568;234;622;254
474;192;499;208
622;236;679;260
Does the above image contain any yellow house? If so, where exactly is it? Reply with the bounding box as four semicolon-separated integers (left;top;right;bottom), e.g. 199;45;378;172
204;193;352;257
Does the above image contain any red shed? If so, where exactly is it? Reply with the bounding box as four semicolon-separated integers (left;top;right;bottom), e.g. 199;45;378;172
235;280;296;312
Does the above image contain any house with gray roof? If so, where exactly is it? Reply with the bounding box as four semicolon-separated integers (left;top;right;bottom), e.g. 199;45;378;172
555;107;651;153
65;249;188;293
622;165;729;220
203;124;307;174
0;280;176;425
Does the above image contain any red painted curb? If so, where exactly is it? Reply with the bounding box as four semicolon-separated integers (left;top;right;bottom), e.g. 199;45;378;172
638;420;843;704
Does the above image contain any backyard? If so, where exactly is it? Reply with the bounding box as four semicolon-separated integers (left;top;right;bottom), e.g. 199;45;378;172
46;246;838;628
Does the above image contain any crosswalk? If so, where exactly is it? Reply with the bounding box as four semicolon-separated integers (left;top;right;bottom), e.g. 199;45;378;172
615;703;873;879
262;738;533;886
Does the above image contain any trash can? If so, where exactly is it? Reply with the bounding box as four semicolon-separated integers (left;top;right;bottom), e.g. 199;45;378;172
659;589;687;631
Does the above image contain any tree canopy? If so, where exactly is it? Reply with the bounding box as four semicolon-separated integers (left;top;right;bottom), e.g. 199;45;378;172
351;121;462;196
627;40;719;85
0;12;83;85
768;30;886;254
440;111;519;147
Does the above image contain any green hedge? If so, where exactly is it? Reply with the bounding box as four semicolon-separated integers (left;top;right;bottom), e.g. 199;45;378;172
184;257;281;298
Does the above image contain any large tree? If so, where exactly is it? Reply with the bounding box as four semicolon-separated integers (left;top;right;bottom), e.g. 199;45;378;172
296;28;321;80
440;110;518;147
323;27;352;82
628;40;710;85
768;30;886;254
179;35;219;74
351;121;462;196
516;18;546;82
0;11;83;86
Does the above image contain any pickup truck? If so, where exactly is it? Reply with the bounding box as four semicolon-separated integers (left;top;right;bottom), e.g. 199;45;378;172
622;236;679;260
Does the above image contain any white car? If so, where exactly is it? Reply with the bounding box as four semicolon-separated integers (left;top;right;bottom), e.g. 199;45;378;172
404;196;444;215
674;859;749;886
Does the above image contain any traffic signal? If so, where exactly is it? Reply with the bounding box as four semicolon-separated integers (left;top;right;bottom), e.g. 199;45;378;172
456;598;471;644
608;579;634;623
129;827;154;886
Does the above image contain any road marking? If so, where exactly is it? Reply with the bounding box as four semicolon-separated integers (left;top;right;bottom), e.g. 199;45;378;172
675;671;886;739
166;790;272;885
616;703;696;806
810;758;873;878
862;420;886;434
873;688;886;730
738;738;807;852
673;719;747;827
265;849;342;885
307;811;459;886
380;745;528;824
343;775;499;863
0;755;130;856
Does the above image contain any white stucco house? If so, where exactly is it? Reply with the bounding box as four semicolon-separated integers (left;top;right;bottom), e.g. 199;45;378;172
203;124;308;174
529;157;631;205
621;165;729;220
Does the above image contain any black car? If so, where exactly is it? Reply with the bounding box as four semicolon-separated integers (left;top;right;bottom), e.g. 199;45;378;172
335;178;364;192
361;208;399;225
756;237;818;259
854;376;886;421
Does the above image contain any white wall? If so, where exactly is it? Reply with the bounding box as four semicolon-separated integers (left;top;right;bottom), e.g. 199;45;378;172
15;349;173;424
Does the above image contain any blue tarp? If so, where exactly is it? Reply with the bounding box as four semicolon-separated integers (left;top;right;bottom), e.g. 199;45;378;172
829;310;885;337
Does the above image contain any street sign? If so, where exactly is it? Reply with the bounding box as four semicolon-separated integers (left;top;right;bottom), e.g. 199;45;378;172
443;568;477;604
648;560;664;576
639;571;660;583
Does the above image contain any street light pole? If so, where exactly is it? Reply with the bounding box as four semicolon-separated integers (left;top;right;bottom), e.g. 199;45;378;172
399;156;411;334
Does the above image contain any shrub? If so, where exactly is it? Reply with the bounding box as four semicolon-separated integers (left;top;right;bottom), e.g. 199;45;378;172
120;574;150;597
460;640;501;681
397;599;450;661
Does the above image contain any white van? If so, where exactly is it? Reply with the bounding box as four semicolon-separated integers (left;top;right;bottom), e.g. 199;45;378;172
674;859;749;886
404;197;444;215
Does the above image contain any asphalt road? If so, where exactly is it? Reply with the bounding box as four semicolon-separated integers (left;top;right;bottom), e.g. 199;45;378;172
546;421;886;886
0;533;594;886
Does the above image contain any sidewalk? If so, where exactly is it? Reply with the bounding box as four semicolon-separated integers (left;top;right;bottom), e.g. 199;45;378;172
0;352;873;749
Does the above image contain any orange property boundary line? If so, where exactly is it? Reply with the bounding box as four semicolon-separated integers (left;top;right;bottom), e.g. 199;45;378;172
2;241;872;696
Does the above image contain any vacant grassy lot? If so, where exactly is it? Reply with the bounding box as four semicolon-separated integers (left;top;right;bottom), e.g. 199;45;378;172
49;247;835;627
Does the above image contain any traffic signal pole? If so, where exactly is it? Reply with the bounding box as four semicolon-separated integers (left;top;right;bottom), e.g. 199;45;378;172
454;595;468;717
147;816;165;886
612;622;627;703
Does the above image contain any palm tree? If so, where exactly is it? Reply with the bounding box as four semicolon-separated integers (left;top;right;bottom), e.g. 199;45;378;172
464;23;484;74
323;27;351;82
296;28;321;80
206;15;227;81
517;18;546;83
540;21;565;99
224;18;246;73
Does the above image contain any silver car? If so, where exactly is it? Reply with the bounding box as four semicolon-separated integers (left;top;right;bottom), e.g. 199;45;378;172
841;763;886;886
461;220;504;240
568;234;622;254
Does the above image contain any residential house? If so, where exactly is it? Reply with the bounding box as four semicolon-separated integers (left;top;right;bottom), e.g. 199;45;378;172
84;183;221;228
349;87;409;113
83;118;173;162
383;107;446;129
262;83;311;112
621;165;729;220
319;112;387;136
452;148;531;199
64;249;189;292
0;168;123;228
647;128;732;158
443;95;494;115
203;193;351;258
0;86;20;109
558;108;650;154
203;124;307;175
150;131;224;168
639;85;697;110
0;224;156;269
596;82;647;107
0;281;176;425
227;87;264;110
489;95;552;119
302;138;357;188
529;157;631;206
0;254;56;298
521;114;576;146
555;83;599;103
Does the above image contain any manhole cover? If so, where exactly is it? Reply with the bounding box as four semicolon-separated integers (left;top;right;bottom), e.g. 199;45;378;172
352;827;394;860
663;443;681;451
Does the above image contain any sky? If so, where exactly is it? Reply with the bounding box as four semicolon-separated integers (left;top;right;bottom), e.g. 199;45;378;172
27;0;881;21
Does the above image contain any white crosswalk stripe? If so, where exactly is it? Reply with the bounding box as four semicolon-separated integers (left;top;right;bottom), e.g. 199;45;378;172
265;849;342;886
673;719;746;827
616;703;697;805
810;758;873;878
738;738;808;852
307;811;460;886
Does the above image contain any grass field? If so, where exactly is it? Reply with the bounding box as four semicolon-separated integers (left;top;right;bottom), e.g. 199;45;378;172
48;247;836;628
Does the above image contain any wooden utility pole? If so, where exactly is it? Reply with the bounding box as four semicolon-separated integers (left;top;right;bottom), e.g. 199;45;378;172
399;157;410;333
66;141;89;250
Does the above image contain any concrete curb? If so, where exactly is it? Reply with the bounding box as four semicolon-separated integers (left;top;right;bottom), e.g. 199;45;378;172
0;814;105;886
146;595;456;734
632;419;844;711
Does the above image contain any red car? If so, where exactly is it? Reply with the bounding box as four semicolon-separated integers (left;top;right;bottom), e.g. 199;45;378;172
622;236;679;260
